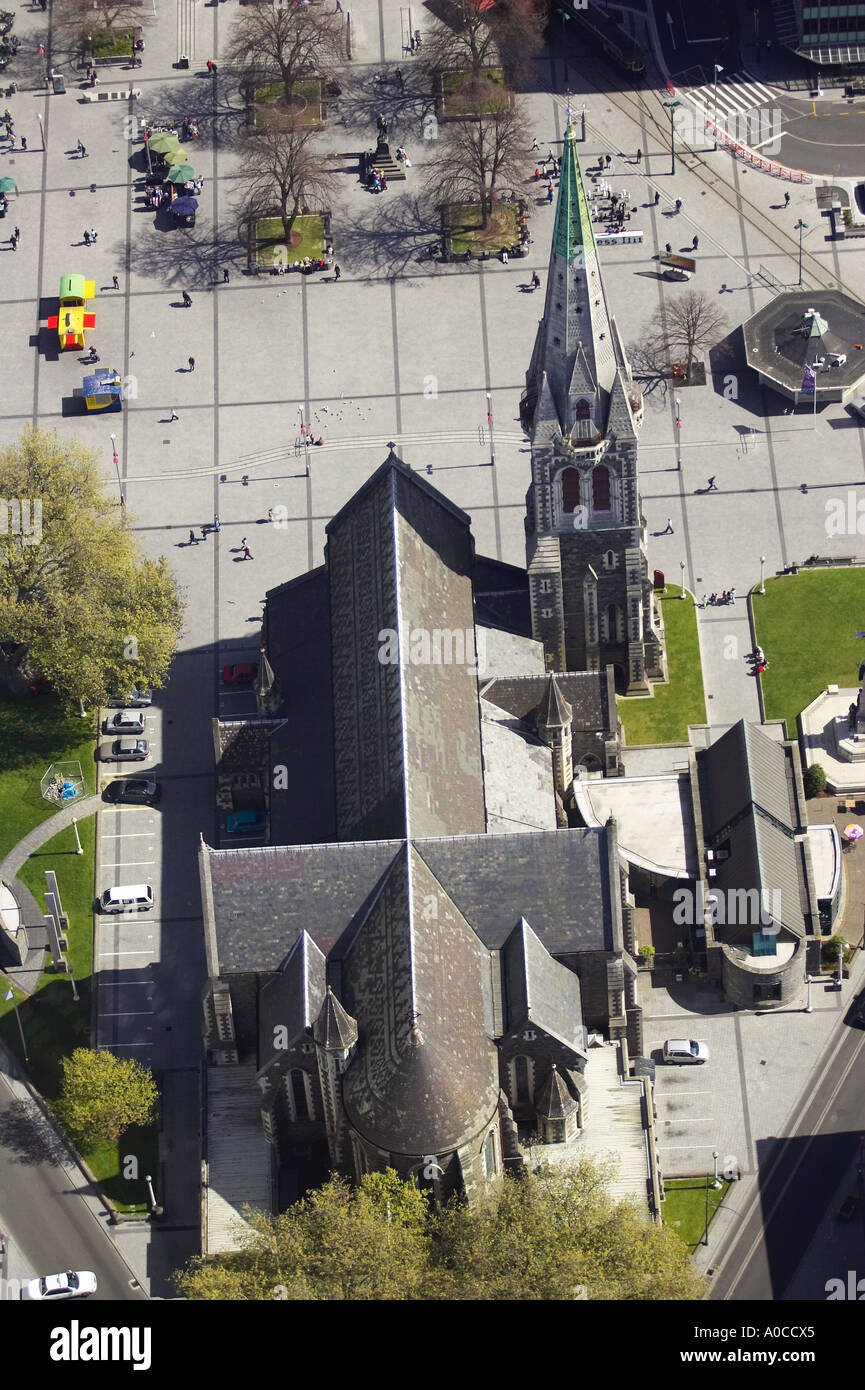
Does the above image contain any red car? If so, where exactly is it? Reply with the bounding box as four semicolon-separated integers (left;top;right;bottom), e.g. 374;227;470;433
222;662;258;685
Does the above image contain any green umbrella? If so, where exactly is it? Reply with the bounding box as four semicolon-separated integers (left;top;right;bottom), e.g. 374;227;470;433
166;164;196;184
0;177;16;193
147;132;180;155
162;147;190;166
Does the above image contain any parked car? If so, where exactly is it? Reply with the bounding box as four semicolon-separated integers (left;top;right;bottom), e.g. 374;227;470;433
99;884;153;914
21;1270;97;1301
225;809;266;835
101;738;149;762
103;709;146;735
106;687;152;708
222;662;258;685
102;777;160;805
662;1038;709;1065
844;989;865;1029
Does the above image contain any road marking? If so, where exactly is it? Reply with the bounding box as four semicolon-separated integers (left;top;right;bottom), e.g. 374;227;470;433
97;950;157;958
99;831;157;839
99;1011;154;1017
102;859;156;866
99;1041;152;1048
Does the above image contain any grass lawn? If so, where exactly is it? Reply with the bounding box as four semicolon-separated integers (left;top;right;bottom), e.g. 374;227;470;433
618;586;707;745
255;215;325;268
753;569;865;737
663;1177;731;1253
0;816;152;1214
450;203;520;255
441;67;507;116
0;689;96;865
254;79;323;128
87;1124;157;1213
89;28;135;60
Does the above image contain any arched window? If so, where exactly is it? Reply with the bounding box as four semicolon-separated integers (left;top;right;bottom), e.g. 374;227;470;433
575;399;590;420
514;1055;531;1104
561;468;581;514
603;550;617;570
290;1069;309;1120
592;465;611;511
484;1131;497;1177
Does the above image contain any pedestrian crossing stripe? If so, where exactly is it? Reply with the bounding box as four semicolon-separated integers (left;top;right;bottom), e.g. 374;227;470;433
683;74;779;127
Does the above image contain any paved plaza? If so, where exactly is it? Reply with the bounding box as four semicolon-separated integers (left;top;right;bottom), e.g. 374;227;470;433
1;0;865;1296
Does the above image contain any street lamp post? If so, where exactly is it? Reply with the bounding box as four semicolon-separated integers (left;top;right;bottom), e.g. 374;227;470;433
3;988;29;1063
36;111;44;152
109;433;124;511
69;968;79;1002
712;1149;722;1189
486;390;495;467
663;99;682;176
71;816;83;855
759;554;766;594
580;103;586;142
837;940;844;988
805;973;812;1013
794;218;807;287
680;558;686;597
713;65;723;151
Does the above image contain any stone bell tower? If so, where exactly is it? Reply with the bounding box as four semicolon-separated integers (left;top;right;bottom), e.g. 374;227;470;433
521;119;666;695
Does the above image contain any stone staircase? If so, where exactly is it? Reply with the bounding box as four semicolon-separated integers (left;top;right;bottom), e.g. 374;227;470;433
364;141;406;182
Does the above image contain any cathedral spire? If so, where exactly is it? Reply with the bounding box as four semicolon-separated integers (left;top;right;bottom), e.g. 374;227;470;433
523;120;619;443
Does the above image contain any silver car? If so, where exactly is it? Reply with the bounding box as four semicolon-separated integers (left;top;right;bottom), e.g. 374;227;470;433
662;1038;709;1065
103;709;146;735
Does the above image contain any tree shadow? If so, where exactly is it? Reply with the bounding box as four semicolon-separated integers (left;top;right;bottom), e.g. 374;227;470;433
0;1096;68;1166
336;187;442;276
329;66;436;149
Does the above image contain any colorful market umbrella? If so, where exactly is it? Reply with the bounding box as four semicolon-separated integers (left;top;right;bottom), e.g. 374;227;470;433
0;177;16;193
163;147;191;166
166;164;196;184
171;195;199;216
147;132;180;155
844;824;863;841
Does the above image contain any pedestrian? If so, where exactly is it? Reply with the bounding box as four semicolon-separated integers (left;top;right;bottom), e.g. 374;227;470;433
240;536;246;548
692;234;699;249
534;167;541;181
214;514;220;532
665;242;671;254
336;0;342;9
784;191;790;206
77;140;87;157
662;518;674;534
243;546;252;560
675;198;682;212
395;67;404;90
531;137;539;151
635;148;642;162
654;190;660;204
707;476;717;490
112;274;119;290
20;136;25;151
605;154;611;167
547;186;554;204
200;524;207;539
729;586;736;602
223;267;230;283
211;62;217;76
189;529;196;545
90;228;98;243
182;291;192;307
206;59;213;74
9;231;16;251
333;265;341;281
268;508;274;521
501;248;509;264
531;271;540;289
170;408;179;421
83;229;91;246
188;356;195;372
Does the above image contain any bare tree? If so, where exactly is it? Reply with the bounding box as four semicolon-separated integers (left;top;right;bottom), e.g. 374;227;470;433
55;0;153;39
643;291;729;379
424;94;528;229
234;126;338;246
420;0;544;82
225;3;345;104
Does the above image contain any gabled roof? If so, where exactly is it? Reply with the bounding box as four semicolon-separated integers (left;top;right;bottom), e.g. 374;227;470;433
699;720;797;836
313;985;358;1051
502;917;586;1055
535;1065;579;1120
536;674;572;730
258;930;326;1068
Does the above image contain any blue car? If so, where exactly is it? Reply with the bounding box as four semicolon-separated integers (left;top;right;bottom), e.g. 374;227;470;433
225;810;266;836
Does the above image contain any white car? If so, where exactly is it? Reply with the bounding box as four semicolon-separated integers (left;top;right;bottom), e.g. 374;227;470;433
103;709;146;735
21;1270;97;1300
662;1038;709;1065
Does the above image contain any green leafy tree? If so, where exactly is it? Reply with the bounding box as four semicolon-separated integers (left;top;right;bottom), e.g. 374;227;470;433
803;762;826;798
58;1049;157;1148
0;427;184;706
225;3;345;106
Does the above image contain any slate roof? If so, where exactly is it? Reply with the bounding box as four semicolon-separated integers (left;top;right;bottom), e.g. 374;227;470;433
744;289;865;394
535;1066;579;1120
482;670;613;735
502;917;586;1054
471;554;532;635
259;931;326;1068
698;720;797;837
313;985;358;1051
341;845;500;1155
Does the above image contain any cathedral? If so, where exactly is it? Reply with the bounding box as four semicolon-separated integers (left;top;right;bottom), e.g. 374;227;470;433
522;119;666;694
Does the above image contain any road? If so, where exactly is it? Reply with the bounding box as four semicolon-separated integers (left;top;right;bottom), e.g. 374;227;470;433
710;1015;865;1300
0;1073;148;1301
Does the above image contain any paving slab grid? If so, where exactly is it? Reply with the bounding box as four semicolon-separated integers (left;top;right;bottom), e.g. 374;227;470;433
1;0;865;1294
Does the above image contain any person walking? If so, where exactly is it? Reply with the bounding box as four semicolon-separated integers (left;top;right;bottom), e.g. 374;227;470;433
530;271;540;289
112;274;119;290
335;0;342;10
182;291;192;307
9;230;16;251
189;529;196;545
20;136;25;151
333;264;341;281
605;153;612;167
692;234;699;249
240;537;246;549
547;186;554;204
662;518;674;534
77;139;87;157
243;546;253;560
394;67;404;90
531;137;540;151
675;198;682;212
83;229;91;246
665;242;672;255
90;228;98;243
200;524;208;540
188;356;195;372
206;59;213;74
784;191;790;207
169;408;179;422
223;267;230;283
214;515;220;532
654;190;660;204
707;476;717;491
635;148;642;162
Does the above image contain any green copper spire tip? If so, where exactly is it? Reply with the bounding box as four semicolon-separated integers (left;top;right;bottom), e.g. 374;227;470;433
552;120;596;262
